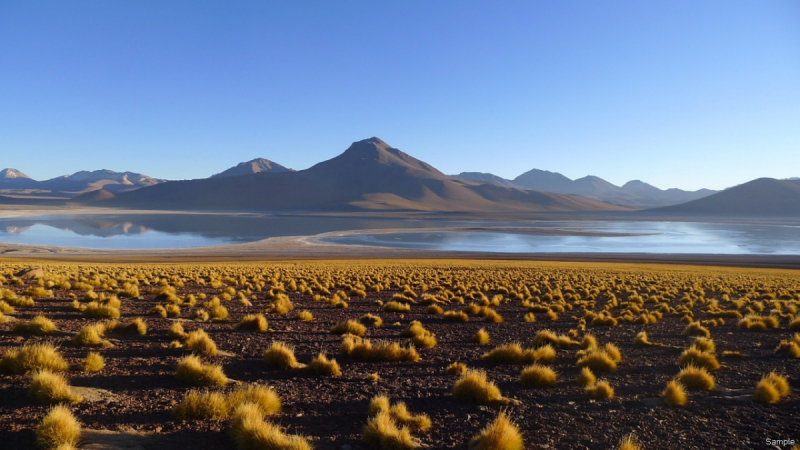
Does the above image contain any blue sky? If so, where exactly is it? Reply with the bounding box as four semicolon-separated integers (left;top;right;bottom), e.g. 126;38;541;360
1;1;798;190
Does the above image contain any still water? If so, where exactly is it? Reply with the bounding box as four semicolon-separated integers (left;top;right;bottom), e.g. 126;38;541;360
0;214;798;254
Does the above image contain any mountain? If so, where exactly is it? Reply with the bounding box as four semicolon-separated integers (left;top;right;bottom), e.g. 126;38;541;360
651;178;800;215
454;172;522;189
37;170;165;194
211;158;292;178
513;169;574;193
0;168;37;189
102;137;628;212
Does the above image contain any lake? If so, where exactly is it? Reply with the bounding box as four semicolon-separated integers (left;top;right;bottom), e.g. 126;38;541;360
0;214;798;254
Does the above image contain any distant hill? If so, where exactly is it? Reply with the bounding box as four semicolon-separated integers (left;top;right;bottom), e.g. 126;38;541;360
0;168;166;198
513;169;574;193
454;172;522;189
211;158;292;178
103;137;628;212
651;178;800;215
0;168;37;189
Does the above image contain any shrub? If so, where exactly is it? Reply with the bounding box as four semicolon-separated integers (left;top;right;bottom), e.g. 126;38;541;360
682;321;710;338
763;372;790;397
72;323;106;347
82;352;104;373
173;390;228;420
443;311;469;322
210;304;229;321
236;314;268;332
369;396;431;432
675;365;715;391
603;343;622;362
305;353;341;377
753;378;781;404
176;355;228;386
194;309;210;322
339;335;420;362
330;320;367;336
662;380;687;406
106;318;147;335
13;315;57;334
426;304;443;314
577;367;596;386
524;312;536;323
585;380;614;399
83;302;120;319
468;412;523;450
363;411;416;450
633;331;652;347
0;342;69;374
577;351;617;373
168;322;188;340
263;341;301;370
519;364;557;387
447;362;467;375
185;329;218;357
677;348;720;370
227;384;282;416
617;434;643;450
472;328;490;344
691;337;716;353
36;405;81;450
29;370;83;404
775;334;800;358
452;370;505;405
229;403;311;450
360;313;383;327
295;310;313;321
384;301;411;313
482;343;555;365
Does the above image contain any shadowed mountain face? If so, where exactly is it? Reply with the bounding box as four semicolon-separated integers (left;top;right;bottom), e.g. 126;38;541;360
650;178;800;216
455;168;716;208
211;158;292;178
103;137;628;212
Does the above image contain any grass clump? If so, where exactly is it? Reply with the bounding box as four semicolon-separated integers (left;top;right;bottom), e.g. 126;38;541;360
661;380;688;406
227;384;282;416
83;302;120;319
677;348;720;370
82;352;105;373
236;314;268;332
295;310;313;321
447;361;468;375
0;342;69;374
263;341;301;370
305;353;341;377
472;328;490;344
176;355;228;386
185;329;218;357
29;370;83;404
363;411;416;450
753;372;790;403
617;434;643;450
400;321;437;349
35;405;81;450
369;395;431;432
72;322;107;347
330;319;367;336
468;412;523;450
577;367;596;386
519;363;558;387
13;315;57;334
359;313;383;327
173;390;228;420
576;350;617;373
675;365;715;391
682;321;710;338
229;402;312;450
106;317;147;335
585;380;615;399
168;322;188;340
383;301;411;313
452;369;505;405
340;335;420;362
443;310;469;322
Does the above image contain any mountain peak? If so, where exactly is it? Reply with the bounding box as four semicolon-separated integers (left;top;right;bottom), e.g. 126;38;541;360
334;138;443;176
211;157;292;178
0;168;31;179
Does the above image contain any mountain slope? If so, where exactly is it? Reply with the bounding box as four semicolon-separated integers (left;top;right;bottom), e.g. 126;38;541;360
106;137;627;212
651;178;800;215
38;170;165;194
513;169;574;193
211;158;292;178
454;172;522;189
0;168;37;189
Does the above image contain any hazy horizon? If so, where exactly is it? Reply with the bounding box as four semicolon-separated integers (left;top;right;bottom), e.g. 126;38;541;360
2;1;798;191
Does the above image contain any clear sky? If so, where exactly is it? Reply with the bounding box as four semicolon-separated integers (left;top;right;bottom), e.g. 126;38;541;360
1;1;798;190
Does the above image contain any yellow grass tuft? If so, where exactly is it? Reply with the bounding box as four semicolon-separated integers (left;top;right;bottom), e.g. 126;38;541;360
295;310;314;321
176;355;228;386
13;315;57;334
330;319;367;336
472;328;490;344
263;341;301;370
339;335;420;362
577;367;596;386
519;363;558;387
0;342;69;374
577;350;617;373
452;370;505;405
675;365;715;391
230;402;311;450
305;353;341;377
185;329;218;357
73;322;107;347
617;433;643;450
677;348;720;370
36;405;81;450
753;378;781;404
468;411;523;450
585;379;615;399
447;361;468;375
363;411;416;450
29;370;83;404
661;380;688;406
173;390;229;420
82;352;105;373
227;384;282;416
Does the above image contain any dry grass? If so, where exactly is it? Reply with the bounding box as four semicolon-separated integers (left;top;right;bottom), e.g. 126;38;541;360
330;319;367;336
682;321;710;338
363;411;416;450
227;384;282;416
368;395;432;432
73;322;107;347
677;348;720;370
472;328;490;344
585;380;615;399
482;343;555;365
236;314;269;332
383;301;411;313
359;313;383;327
753;378;781;404
36;405;81;450
468;412;523;450
617;434;643;450
662;380;688;406
295;310;314;321
577;367;596;386
229;402;311;450
168;322;188;340
106;317;147;335
305;353;341;377
185;329;219;357
577;350;617;373
82;352;105;373
452;369;505;405
675;365;715;391
176;355;229;386
0;342;69;374
13;315;57;334
263;341;301;370
173;390;229;420
519;363;558;387
29;370;83;404
340;335;420;362
447;361;468;375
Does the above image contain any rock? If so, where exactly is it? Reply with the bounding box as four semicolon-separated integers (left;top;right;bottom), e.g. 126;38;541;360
14;267;44;279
